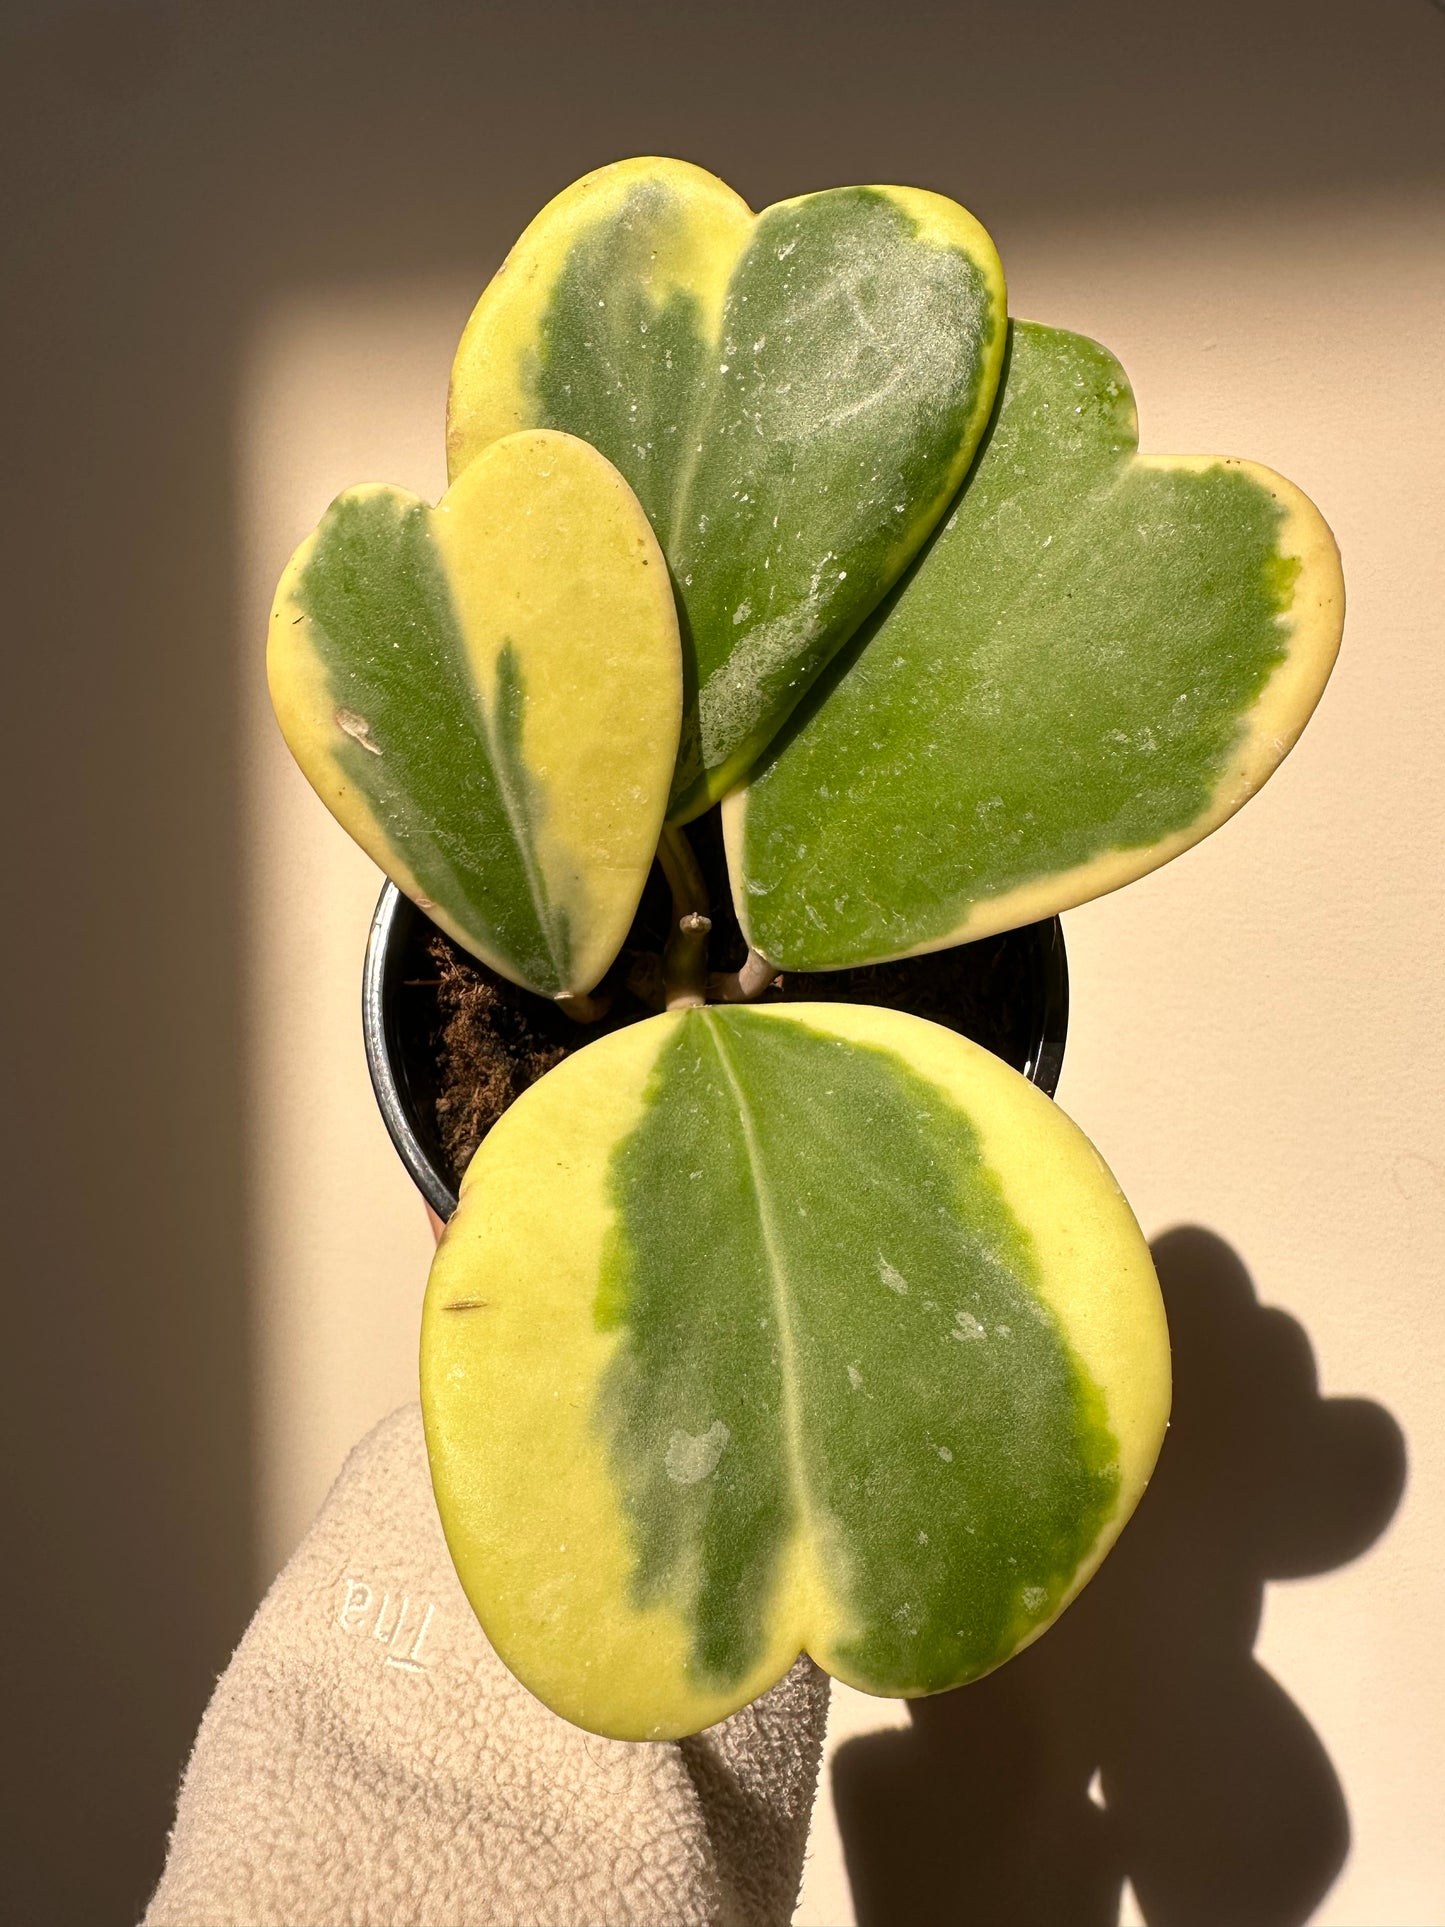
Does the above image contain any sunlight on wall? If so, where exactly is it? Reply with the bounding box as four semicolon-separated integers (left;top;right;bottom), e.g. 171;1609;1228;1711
237;280;473;1579
238;187;1444;1926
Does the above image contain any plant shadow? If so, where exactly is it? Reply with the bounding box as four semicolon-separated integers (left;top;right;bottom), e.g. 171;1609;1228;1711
832;1226;1406;1927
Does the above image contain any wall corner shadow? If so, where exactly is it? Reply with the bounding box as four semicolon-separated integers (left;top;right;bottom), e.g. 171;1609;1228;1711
833;1224;1407;1927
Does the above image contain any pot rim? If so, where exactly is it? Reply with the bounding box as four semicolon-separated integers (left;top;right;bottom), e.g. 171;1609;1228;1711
362;882;1069;1220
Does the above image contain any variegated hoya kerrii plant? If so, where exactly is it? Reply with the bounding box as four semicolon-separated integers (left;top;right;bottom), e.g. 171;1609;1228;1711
268;158;1343;1742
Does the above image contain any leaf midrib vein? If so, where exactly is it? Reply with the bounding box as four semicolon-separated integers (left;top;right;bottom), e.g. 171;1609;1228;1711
703;1013;817;1549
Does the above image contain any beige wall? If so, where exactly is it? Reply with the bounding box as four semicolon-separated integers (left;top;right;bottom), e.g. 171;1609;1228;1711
6;2;1442;1920
240;289;460;1576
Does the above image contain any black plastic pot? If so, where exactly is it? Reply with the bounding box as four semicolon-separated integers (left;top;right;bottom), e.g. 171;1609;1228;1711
363;881;1069;1221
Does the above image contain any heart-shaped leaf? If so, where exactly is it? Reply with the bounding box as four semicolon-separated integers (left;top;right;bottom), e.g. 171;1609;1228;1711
268;429;680;998
447;157;1007;820
726;322;1344;970
421;1001;1169;1740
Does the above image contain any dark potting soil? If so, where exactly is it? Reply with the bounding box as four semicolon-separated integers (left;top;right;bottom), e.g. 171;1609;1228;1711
423;807;1053;1188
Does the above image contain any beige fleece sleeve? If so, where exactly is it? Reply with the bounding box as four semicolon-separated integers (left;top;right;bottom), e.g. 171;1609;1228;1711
144;1406;829;1927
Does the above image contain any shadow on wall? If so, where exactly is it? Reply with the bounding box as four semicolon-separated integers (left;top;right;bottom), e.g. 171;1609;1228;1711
833;1226;1406;1927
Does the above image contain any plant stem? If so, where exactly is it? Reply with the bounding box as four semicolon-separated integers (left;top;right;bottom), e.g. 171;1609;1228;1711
657;824;711;1010
555;986;611;1024
708;948;780;1004
666;912;713;1010
656;823;710;920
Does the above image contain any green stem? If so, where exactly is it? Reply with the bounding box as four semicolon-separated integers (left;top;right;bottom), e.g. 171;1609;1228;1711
657;824;709;919
657;825;711;1010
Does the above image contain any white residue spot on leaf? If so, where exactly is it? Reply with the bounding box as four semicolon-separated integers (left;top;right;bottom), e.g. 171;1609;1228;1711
847;1364;863;1391
697;601;821;766
335;708;382;755
1022;1585;1047;1612
878;1255;908;1295
951;1309;986;1342
936;1445;954;1463
665;1420;730;1486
